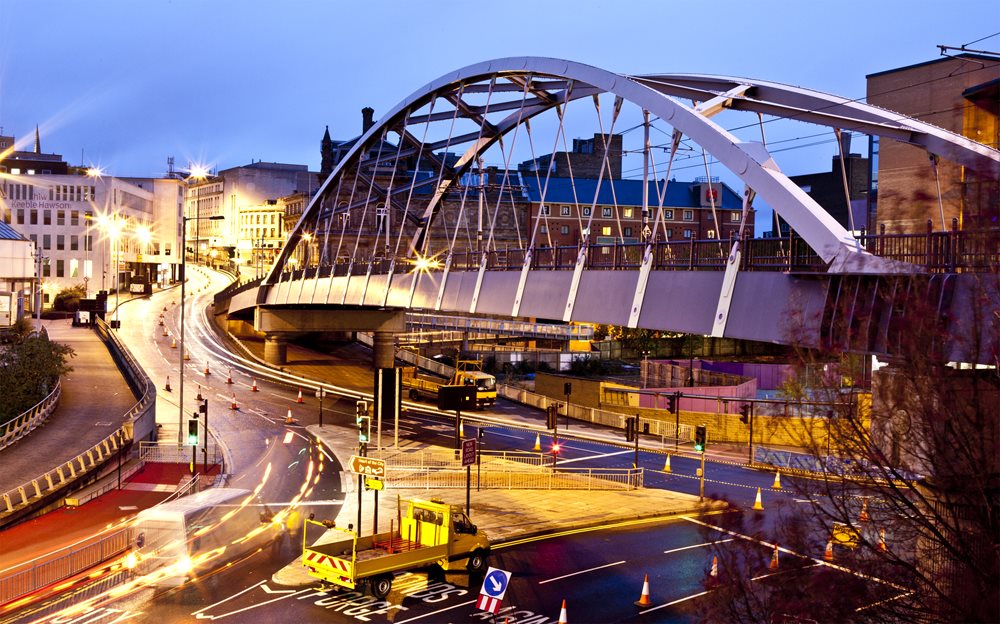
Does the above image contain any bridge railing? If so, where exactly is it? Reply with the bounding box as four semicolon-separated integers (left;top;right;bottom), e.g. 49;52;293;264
385;466;642;491
0;380;61;452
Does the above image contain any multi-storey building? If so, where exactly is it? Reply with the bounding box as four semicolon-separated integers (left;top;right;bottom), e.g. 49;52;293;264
0;221;34;325
866;52;1000;233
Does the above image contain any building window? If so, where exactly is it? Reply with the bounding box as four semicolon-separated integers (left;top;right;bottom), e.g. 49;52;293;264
375;204;388;230
43;234;51;249
582;207;592;217
706;230;716;239
44;210;52;226
43;261;50;277
56;259;64;278
602;207;612;218
683;229;693;238
623;208;633;218
71;210;79;226
664;210;673;220
540;225;548;234
17;209;24;224
85;235;93;252
30;209;38;225
731;211;741;222
560;225;570;235
601;226;612;236
57;235;65;250
624;226;633;237
667;228;674;238
683;210;694;221
338;213;350;229
71;235;79;251
57;210;65;226
560;205;571;216
540;205;551;216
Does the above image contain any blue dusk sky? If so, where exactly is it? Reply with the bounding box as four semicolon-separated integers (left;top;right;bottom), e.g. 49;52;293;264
0;0;995;222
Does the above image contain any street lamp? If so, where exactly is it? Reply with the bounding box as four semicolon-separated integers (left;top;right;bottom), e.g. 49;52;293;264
106;217;124;329
178;213;224;446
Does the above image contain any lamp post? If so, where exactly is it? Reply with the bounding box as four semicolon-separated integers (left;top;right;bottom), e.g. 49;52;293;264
178;213;224;445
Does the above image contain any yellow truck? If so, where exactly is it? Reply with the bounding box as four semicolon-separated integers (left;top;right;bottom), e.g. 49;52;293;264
401;361;497;409
302;498;490;598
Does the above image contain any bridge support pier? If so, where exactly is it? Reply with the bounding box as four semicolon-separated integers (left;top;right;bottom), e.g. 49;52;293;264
373;331;396;370
264;335;289;366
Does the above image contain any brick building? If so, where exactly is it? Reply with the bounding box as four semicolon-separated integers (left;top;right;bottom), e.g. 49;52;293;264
866;53;1000;233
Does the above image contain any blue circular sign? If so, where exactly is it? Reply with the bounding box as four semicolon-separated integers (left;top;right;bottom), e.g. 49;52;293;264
483;569;508;598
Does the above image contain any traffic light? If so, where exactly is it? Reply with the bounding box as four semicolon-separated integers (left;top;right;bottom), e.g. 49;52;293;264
694;424;707;453
564;382;572;396
546;404;558;429
186;418;199;446
625;416;636;442
666;394;677;414
199;400;208;415
739;403;750;424
551;441;561;455
356;401;370;444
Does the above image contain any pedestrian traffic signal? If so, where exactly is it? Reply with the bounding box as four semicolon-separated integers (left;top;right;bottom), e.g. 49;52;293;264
666;393;677;414
356;400;370;444
564;382;572;396
546;404;558;429
695;424;707;453
199;399;208;415
187;418;199;446
625;416;637;442
739;403;750;424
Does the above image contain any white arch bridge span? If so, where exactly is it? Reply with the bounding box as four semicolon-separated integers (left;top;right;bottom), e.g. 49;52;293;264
215;58;999;366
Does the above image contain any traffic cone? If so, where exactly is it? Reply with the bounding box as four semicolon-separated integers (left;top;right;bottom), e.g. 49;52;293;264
710;555;718;578
460;421;465;438
196;385;203;401
824;540;834;562
230;394;238;410
533;433;541;451
251;378;259;392
162;326;168;336
205;361;211;376
226;369;234;384
184;350;191;361
769;544;779;570
163;306;167;311
633;574;651;608
753;487;764;511
159;317;164;326
772;471;782;490
164;376;172;392
859;498;870;522
663;454;671;473
878;528;887;552
557;599;568;624
170;337;176;348
285;409;296;425
296;388;304;404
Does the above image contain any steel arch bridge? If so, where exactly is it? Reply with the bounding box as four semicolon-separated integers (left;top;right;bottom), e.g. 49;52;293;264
219;57;1000;365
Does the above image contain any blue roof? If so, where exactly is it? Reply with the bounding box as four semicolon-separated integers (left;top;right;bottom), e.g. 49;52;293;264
522;177;742;209
0;221;28;241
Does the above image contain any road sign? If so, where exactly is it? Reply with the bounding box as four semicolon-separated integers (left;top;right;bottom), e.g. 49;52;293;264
461;438;477;467
476;566;511;613
348;455;386;477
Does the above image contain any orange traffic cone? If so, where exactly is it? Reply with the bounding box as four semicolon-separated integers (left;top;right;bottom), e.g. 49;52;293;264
710;555;718;578
663;454;672;473
634;574;652;607
251;378;259;392
824;540;834;562
769;544;779;570
557;599;568;624
859;498;870;522
226;369;234;384
161;326;168;336
533;433;541;451
230;394;238;410
878;528;887;552
296;388;304;404
163;306;167;311
772;471;782;490
159;317;164;326
170;337;177;348
285;409;296;425
184;350;190;361
753;487;764;511
204;361;211;376
164;376;172;392
196;385;203;401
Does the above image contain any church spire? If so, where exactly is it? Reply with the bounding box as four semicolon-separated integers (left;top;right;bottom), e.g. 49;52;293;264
319;125;334;183
33;125;40;154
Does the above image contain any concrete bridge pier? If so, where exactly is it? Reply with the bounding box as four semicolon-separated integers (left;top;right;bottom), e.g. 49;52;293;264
264;334;289;366
373;331;396;370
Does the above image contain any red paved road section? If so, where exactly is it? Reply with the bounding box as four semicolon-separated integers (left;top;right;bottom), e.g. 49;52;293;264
0;463;216;573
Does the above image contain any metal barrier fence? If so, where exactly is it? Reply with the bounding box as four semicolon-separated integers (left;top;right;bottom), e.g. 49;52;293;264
371;448;546;469
497;384;691;442
0;318;155;524
138;440;225;468
386;466;643;491
0;380;61;451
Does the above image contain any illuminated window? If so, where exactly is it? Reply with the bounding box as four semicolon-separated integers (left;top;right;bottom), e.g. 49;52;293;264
623;208;633;218
601;226;612;236
731;211;741;222
683;229;693;238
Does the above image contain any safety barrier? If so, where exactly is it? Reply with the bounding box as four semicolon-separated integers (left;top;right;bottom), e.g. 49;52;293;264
0;318;155;525
0;380;61;451
138;440;225;469
386;466;643;491
371;448;547;469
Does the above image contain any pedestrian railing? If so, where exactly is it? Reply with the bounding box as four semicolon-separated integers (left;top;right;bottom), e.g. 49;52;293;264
371;448;547;469
0;380;61;451
386;466;643;491
138;440;225;467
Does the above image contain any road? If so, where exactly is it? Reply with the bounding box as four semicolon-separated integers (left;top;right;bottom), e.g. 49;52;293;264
2;268;895;623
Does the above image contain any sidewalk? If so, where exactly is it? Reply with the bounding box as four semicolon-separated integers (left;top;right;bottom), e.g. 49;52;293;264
0;320;136;500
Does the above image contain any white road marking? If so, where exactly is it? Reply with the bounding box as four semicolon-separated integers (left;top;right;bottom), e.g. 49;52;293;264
640;589;712;614
663;538;734;554
750;562;821;581
282;431;295;444
487;430;524;440
538;560;626;584
396;599;476;623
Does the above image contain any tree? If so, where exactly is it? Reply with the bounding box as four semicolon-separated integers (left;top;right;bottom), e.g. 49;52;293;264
0;332;75;424
698;274;999;623
52;283;87;312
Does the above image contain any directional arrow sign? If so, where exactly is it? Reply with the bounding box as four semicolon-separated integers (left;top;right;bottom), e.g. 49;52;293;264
348;455;386;478
480;566;511;600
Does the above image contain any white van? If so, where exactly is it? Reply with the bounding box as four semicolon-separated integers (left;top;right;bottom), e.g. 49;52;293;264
129;488;283;587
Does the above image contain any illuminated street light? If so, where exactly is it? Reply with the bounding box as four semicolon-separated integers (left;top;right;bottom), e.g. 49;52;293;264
85;166;104;179
411;254;441;273
188;163;210;180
